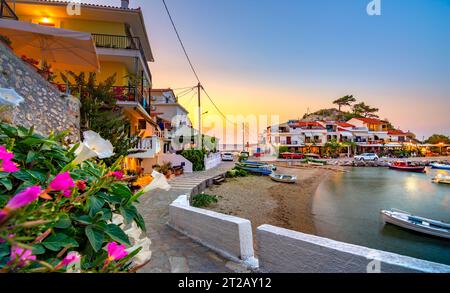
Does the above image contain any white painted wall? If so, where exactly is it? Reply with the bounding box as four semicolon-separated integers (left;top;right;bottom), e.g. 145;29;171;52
204;153;221;170
157;153;193;173
256;225;450;273
168;195;255;262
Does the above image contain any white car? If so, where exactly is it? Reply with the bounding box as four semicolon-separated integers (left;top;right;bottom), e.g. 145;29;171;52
354;153;379;161
221;152;234;162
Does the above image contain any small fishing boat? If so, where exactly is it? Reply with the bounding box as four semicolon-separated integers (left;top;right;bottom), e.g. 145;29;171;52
381;209;450;239
307;161;325;166
243;161;277;171
388;161;426;173
270;173;297;184
235;163;273;176
431;163;450;171
432;174;450;185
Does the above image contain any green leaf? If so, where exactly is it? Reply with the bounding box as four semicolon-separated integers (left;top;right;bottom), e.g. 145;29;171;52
88;196;105;216
42;233;78;252
119;206;137;225
134;213;146;232
55;215;72;229
0;243;10;258
72;215;93;225
32;244;46;255
0;178;12;191
110;183;133;202
26;151;37;163
85;225;105;252
94;208;112;222
105;224;130;245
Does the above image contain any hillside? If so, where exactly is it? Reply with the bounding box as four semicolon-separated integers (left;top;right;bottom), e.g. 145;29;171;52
302;108;353;122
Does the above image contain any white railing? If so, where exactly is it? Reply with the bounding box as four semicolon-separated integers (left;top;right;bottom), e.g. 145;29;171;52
204;153;222;170
132;136;161;153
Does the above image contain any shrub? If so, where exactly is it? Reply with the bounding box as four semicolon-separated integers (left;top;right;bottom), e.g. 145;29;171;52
191;193;218;208
181;149;205;171
0;123;154;273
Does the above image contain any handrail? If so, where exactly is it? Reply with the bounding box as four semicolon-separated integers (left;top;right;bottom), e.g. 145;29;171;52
0;0;18;20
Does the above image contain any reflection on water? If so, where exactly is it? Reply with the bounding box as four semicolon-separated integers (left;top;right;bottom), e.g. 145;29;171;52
313;167;450;265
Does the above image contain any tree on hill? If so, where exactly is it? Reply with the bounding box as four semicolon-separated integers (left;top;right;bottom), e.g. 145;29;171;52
353;102;379;118
425;134;450;144
333;95;356;111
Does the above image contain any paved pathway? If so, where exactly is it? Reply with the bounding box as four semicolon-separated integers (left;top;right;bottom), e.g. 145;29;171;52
138;162;251;273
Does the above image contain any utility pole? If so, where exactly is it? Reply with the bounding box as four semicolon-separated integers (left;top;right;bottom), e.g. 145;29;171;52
197;82;202;150
242;122;245;152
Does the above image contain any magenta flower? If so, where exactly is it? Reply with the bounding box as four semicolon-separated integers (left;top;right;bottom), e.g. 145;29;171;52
5;186;41;210
105;242;128;264
49;172;75;192
55;251;81;270
0;210;7;223
0;146;19;173
109;171;124;180
8;246;36;268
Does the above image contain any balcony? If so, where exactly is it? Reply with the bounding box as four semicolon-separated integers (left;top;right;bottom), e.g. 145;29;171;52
1;0;18;20
128;136;162;159
92;33;150;78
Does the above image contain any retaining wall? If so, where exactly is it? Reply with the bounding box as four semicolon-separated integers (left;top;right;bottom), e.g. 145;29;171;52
256;225;450;273
168;195;254;262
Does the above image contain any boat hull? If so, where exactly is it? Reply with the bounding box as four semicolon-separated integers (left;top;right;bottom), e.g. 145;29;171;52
388;166;426;173
381;211;450;239
431;163;450;170
270;174;297;184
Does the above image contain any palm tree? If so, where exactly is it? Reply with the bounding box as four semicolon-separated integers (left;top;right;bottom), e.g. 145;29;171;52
333;95;356;112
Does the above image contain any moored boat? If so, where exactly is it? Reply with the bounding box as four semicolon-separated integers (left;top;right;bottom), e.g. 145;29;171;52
269;173;297;184
381;209;450;239
432;174;450;185
243;161;277;171
431;163;450;171
307;161;325;166
235;163;273;176
388;161;426;173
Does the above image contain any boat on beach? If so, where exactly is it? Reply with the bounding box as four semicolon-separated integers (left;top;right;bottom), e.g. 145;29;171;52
432;174;450;185
243;161;277;171
431;163;450;170
381;209;450;239
235;163;273;176
388;161;426;173
269;173;297;184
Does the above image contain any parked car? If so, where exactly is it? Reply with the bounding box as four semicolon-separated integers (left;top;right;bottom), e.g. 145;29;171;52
221;152;234;162
354;153;379;161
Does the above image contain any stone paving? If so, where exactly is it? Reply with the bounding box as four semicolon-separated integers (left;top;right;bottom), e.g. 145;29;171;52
138;162;252;273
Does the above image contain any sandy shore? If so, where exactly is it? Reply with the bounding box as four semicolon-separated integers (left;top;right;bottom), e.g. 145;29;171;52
205;165;334;242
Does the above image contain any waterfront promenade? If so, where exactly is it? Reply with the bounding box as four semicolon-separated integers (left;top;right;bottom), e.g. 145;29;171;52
137;162;252;273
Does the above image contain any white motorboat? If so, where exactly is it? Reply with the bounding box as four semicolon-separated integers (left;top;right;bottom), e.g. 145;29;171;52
381;209;450;239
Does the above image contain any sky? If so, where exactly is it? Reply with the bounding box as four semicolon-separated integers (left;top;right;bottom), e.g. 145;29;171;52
82;0;449;141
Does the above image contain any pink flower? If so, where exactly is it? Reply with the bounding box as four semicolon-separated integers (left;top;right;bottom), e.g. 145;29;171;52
55;252;81;270
0;210;7;223
105;242;128;264
109;171;124;180
8;247;36;268
63;189;72;198
5;186;41;210
0;146;19;173
49;172;75;192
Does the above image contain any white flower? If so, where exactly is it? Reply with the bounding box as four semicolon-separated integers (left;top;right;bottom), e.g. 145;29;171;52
0;88;24;107
142;170;171;193
73;131;114;164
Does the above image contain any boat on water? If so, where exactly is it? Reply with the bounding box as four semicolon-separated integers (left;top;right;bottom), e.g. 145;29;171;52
388;161;426;173
432;174;450;185
381;209;450;239
431;163;450;170
269;173;297;184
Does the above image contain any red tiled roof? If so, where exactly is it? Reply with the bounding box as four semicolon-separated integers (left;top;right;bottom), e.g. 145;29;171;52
336;122;355;128
337;127;351;132
355;118;385;125
34;0;140;11
388;129;407;136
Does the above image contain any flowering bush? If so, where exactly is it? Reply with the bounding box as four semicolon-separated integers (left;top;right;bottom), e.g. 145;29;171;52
0;123;163;273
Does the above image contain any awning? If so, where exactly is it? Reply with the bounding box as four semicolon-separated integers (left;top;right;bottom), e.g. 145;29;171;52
0;19;100;71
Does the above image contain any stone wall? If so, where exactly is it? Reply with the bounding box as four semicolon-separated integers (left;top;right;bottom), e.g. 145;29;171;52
0;42;80;142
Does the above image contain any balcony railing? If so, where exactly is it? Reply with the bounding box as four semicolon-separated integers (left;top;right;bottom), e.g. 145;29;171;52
0;0;18;20
91;34;149;72
131;136;161;152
